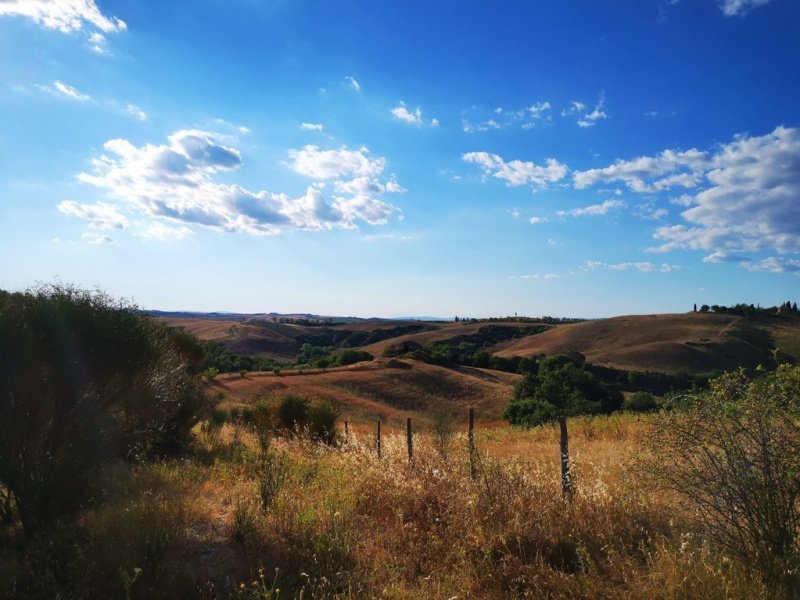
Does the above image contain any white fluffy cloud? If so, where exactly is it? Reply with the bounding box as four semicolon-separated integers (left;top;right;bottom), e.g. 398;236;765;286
44;80;91;101
301;122;324;132
562;95;608;128
81;232;115;245
345;75;361;92
0;0;126;33
463;100;551;132
57;200;128;229
136;222;195;240
558;199;624;218
510;273;560;280
573;148;708;191
126;104;147;121
647;126;800;262
462;152;568;188
741;256;800;275
288;145;386;180
391;103;422;124
573;126;800;271
719;0;776;16
584;261;681;273
391;102;437;126
66;130;401;237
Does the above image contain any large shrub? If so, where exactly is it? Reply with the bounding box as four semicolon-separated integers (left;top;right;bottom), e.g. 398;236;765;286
0;285;206;532
646;365;800;597
504;353;623;427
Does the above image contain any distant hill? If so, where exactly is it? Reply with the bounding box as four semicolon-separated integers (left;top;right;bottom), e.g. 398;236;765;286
493;313;800;375
158;312;800;375
210;358;519;427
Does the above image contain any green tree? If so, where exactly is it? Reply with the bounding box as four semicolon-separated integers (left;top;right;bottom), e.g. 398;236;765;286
503;353;623;427
0;285;206;533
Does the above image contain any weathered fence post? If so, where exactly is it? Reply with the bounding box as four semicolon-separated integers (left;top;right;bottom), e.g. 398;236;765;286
559;416;573;499
376;419;381;459
468;407;476;481
407;417;413;466
344;420;349;444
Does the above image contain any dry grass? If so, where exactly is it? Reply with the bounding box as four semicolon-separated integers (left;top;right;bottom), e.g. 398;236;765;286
212;359;518;428
494;313;796;374
0;412;769;599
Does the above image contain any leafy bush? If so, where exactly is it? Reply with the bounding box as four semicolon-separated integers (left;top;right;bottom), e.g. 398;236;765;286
277;395;310;433
504;353;623;427
337;349;373;366
0;285;206;533
308;401;339;444
646;365;800;597
623;391;659;412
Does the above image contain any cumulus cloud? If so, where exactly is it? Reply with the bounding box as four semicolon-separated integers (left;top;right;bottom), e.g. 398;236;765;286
289;145;386;180
57;200;128;229
572;126;800;272
573;148;709;192
390;102;437;126
463;100;551;132
562;95;608;128
719;0;776;16
88;31;107;53
741;256;800;275
529;216;547;224
136;222;194;240
528;101;551;117
67;130;401;237
81;232;115;245
462;151;568;188
391;102;422;124
647;126;800;262
557;199;624;218
126;104;147;121
345;75;361;92
0;0;126;33
42;80;92;101
510;273;560;280
301;122;324;132
584;261;681;273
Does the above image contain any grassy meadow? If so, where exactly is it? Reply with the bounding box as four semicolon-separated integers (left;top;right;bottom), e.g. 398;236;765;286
2;410;768;599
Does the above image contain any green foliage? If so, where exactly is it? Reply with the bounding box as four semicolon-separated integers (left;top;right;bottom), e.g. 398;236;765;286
337;349;373;366
0;285;206;533
277;395;310;433
623;391;659;412
202;366;220;382
396;325;547;368
504;353;624;427
307;401;339;444
646;365;800;597
296;344;373;368
200;340;278;373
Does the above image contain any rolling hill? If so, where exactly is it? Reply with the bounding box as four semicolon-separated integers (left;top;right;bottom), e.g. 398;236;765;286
493;313;799;374
209;358;519;427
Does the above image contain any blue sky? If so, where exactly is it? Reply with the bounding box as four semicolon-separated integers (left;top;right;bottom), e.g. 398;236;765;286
1;0;798;318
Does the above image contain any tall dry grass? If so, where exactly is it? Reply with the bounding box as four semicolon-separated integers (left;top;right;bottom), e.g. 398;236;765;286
0;414;767;599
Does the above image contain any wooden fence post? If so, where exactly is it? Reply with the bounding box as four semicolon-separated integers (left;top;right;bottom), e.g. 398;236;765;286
407;417;413;466
468;407;476;481
376;419;381;459
344;420;349;444
559;416;573;499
